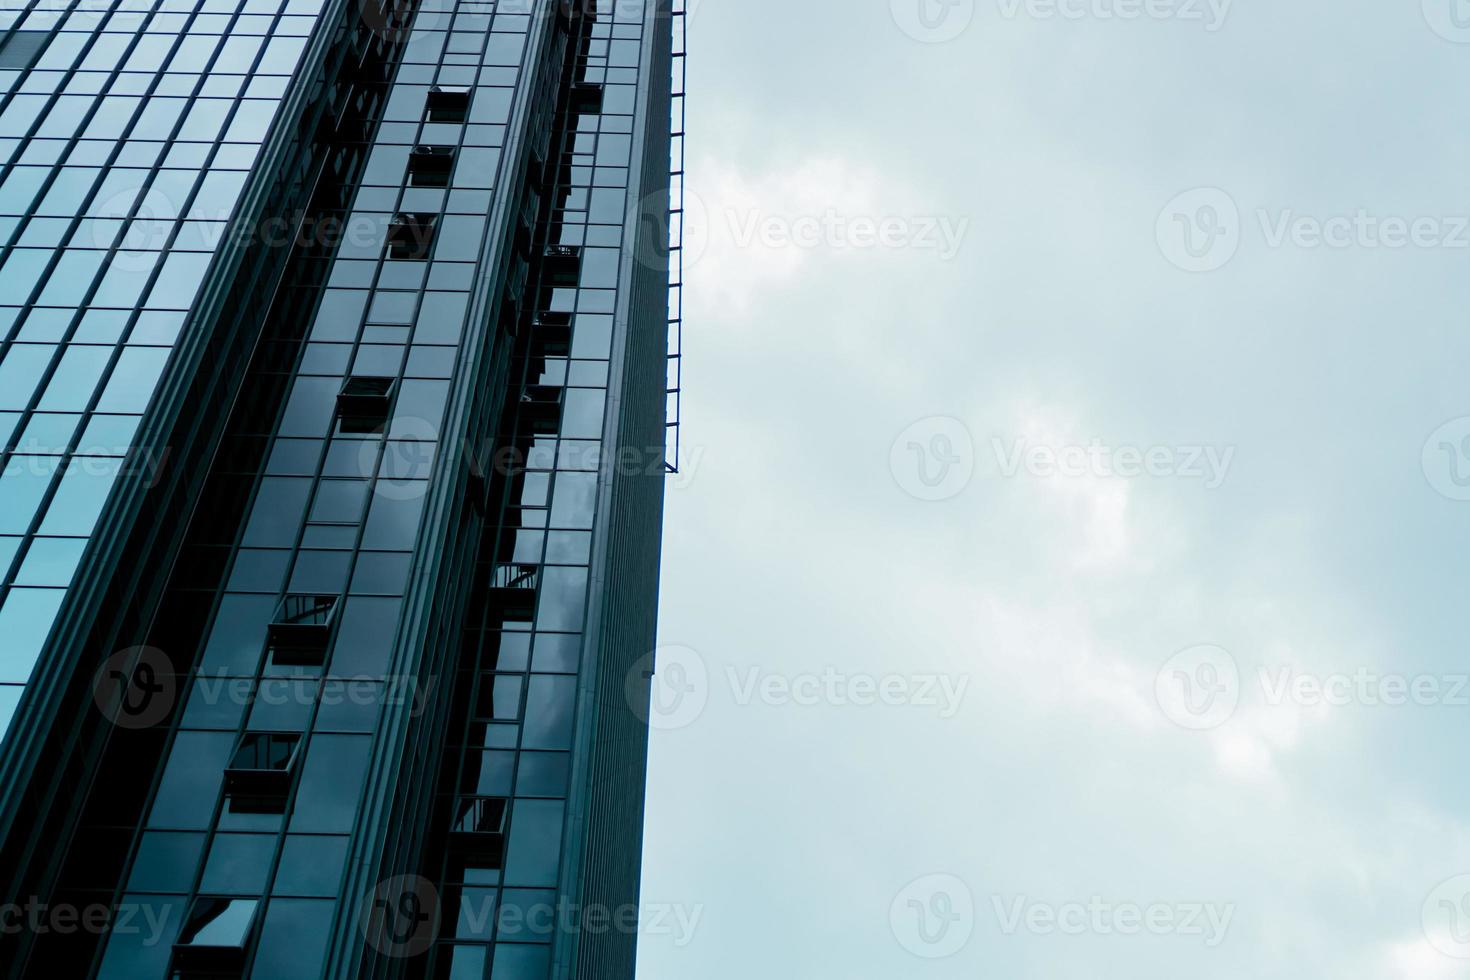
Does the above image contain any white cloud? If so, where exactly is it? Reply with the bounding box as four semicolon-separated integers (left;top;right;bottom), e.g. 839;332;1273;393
1377;938;1470;980
644;4;1470;979
685;153;952;316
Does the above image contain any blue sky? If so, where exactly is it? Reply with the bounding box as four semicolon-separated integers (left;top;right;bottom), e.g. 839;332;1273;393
637;1;1470;977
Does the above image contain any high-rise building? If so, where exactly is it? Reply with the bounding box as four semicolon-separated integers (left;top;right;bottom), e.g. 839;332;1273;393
0;0;684;975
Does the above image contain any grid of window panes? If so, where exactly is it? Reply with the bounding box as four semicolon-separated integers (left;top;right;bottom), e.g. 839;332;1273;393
92;3;542;977
428;4;655;976
0;0;328;740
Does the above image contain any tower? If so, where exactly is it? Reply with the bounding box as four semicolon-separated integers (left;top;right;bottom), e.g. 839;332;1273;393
0;0;682;975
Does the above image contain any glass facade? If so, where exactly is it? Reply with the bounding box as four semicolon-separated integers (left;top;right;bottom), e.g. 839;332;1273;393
0;0;674;977
0;0;327;736
96;3;541;974
423;6;659;972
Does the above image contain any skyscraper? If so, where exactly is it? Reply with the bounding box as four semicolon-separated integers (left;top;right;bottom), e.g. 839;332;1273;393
0;0;683;975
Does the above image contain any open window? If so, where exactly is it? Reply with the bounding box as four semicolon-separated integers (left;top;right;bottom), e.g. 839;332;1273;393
386;212;437;260
336;376;395;434
531;312;573;358
569;80;603;115
518;385;562;437
426;85;471;122
542;244;582;287
267;594;338;666
449;796;507;864
171;897;260;977
407;145;455;187
223;733;302;813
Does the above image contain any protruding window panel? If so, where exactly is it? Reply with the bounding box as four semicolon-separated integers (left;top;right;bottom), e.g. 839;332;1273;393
425;85;471;122
267;594;338;666
406;145;455;187
530;312;572;358
170;896;260;976
335;376;396;434
222;732;302;813
386;212;438;260
542;244;582;287
569;80;603;115
519;385;562;436
447;796;508;877
454;796;507;835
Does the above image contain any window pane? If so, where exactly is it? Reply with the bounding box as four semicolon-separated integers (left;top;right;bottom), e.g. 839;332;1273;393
521;676;574;751
38;458;121;535
503;799;564;887
38;345;111;411
0;457;60;533
0;587;65;682
13;537;86;586
288;734;370;834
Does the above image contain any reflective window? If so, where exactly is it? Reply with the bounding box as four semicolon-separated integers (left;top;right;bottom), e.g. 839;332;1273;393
503;800;563;888
0;32;49;71
0;588;65;681
150;731;236;830
126;831;207;893
0;0;334;726
251;899;335;980
288;734;370;834
521;676;574;751
13;537;86;586
198;833;276;895
38;458;121;535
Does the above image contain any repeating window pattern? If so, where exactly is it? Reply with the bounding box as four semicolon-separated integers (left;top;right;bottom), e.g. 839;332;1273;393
2;0;668;973
426;3;657;976
0;0;327;739
94;1;556;976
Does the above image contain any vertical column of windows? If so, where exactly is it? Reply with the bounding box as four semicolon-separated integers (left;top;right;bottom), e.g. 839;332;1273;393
427;3;654;977
94;2;542;976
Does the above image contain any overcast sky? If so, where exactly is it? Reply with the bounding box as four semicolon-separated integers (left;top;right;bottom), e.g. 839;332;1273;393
636;2;1470;977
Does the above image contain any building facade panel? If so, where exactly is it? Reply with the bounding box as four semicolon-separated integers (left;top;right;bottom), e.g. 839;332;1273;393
0;0;332;736
0;0;674;977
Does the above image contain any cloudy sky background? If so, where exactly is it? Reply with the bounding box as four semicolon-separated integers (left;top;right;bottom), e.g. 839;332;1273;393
636;1;1470;976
